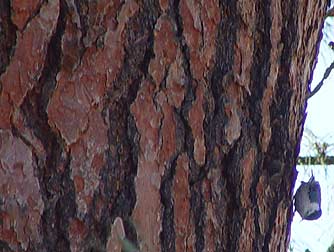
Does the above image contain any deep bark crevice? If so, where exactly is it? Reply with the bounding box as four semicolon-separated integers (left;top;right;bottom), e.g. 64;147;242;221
248;1;272;140
0;0;16;76
72;0;103;51
53;154;75;251
138;31;155;77
171;0;197;181
171;0;195;115
160;155;178;252
73;0;88;46
209;1;241;251
19;1;75;251
160;107;185;251
171;2;209;250
97;1;160;248
171;3;208;251
189;184;205;252
245;0;272;250
0;240;13;252
209;0;238;151
222;142;242;252
261;0;298;250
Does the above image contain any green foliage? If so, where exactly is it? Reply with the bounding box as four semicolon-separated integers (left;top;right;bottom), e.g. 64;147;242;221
120;237;139;252
298;129;334;165
327;242;334;252
289;243;294;252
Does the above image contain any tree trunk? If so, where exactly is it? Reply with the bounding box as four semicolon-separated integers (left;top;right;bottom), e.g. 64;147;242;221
0;0;326;251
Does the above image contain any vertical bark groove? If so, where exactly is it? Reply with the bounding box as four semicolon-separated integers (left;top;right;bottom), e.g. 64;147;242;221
101;1;161;250
160;155;177;252
19;1;74;251
248;0;272;250
171;1;206;251
263;1;299;250
0;0;16;76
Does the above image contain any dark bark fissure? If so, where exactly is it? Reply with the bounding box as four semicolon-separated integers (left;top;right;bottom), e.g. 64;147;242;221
209;1;240;249
171;0;196;159
160;154;178;252
171;1;209;251
189;184;205;252
265;0;300;250
209;0;239;152
72;0;104;51
93;1;161;249
86;98;137;251
159;104;187;252
247;0;273;251
18;1;76;251
209;1;242;251
73;0;88;46
257;0;300;250
171;0;195;132
138;32;155;78
223;143;243;252
0;240;12;252
0;0;16;76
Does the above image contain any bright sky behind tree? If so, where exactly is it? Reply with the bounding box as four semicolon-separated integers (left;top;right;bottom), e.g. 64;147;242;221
291;6;334;252
300;12;334;157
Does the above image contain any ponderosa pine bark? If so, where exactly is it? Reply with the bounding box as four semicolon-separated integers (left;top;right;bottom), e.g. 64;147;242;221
0;0;327;251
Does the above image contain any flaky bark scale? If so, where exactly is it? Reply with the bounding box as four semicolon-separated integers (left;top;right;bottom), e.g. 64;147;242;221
0;0;326;251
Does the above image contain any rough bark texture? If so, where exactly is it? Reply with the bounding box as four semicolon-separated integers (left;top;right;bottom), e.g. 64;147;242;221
0;0;327;251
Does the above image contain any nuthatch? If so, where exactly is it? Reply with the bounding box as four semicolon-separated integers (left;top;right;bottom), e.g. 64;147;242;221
294;171;322;220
